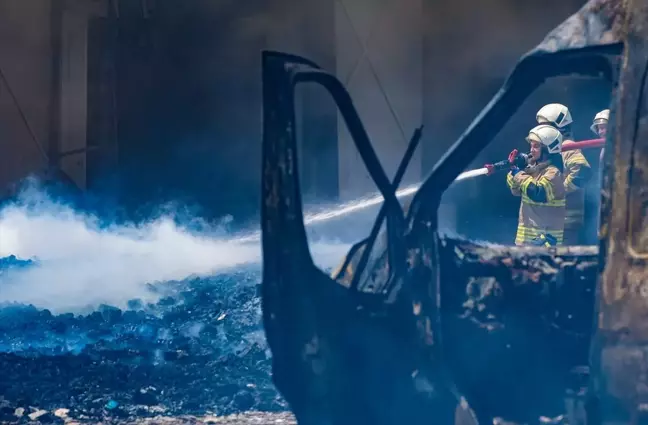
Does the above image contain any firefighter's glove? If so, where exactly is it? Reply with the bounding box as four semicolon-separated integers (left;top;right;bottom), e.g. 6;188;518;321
510;166;520;176
508;149;528;169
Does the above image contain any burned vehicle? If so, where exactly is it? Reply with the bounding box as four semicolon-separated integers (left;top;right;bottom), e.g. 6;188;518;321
259;0;643;424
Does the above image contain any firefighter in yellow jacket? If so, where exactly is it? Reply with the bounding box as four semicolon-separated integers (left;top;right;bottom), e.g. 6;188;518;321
506;124;566;246
536;103;592;244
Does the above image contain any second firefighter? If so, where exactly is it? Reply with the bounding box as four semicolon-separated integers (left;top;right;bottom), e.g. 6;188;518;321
507;124;566;246
535;103;593;244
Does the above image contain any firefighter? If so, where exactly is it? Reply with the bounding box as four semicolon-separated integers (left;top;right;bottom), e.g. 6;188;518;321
536;103;593;244
591;109;610;238
591;109;609;161
506;124;566;246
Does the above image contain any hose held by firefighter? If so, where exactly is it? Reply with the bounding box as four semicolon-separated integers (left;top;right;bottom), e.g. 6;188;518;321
506;124;566;247
536;103;593;245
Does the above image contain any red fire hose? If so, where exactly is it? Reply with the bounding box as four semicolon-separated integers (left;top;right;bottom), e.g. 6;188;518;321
485;138;604;175
561;138;604;151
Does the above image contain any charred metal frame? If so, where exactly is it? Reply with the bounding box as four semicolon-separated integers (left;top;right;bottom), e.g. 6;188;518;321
589;3;648;425
338;126;423;290
262;51;447;424
261;17;629;425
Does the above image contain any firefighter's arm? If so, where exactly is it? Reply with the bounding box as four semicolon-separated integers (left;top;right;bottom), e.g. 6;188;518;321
563;150;592;193
516;169;556;204
506;169;523;196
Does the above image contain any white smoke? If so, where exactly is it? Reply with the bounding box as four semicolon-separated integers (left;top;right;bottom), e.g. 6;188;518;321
0;186;351;314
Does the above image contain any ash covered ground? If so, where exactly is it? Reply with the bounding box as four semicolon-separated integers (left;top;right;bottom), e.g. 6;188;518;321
0;256;292;424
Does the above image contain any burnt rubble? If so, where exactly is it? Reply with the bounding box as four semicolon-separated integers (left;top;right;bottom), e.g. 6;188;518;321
438;236;598;422
0;257;288;422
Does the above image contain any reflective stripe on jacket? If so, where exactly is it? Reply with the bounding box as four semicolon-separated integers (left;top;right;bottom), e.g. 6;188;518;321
562;148;592;226
507;163;566;246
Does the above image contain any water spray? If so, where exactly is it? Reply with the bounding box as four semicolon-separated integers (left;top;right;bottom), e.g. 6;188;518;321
237;137;605;242
0;134;604;310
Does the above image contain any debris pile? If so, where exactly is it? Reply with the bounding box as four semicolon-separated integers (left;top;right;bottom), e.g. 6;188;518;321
0;397;297;424
0;257;287;421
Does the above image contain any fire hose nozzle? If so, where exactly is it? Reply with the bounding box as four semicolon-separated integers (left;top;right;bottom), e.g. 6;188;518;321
485;153;530;176
479;138;604;179
514;153;530;169
508;149;529;169
486;159;512;175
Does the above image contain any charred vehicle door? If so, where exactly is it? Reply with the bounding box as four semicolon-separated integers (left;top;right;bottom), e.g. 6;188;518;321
260;1;633;425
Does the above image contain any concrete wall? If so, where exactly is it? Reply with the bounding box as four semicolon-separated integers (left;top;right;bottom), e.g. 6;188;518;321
0;0;53;194
58;0;109;190
266;0;338;204
336;0;422;201
266;0;424;203
109;0;269;221
265;0;424;202
0;0;108;194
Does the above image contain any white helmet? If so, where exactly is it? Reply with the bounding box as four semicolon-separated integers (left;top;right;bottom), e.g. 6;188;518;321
590;109;610;135
526;124;563;154
536;103;573;129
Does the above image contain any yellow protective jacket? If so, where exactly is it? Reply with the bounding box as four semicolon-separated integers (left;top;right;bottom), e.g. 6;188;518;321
561;147;592;232
506;162;566;246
